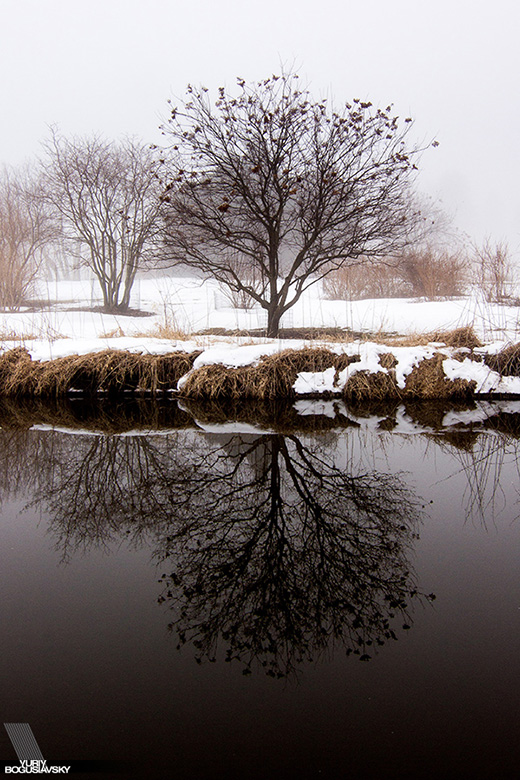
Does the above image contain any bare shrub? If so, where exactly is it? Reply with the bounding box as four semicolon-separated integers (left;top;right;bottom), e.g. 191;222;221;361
474;240;515;302
323;246;468;302
0;168;55;310
398;246;469;299
322;262;407;300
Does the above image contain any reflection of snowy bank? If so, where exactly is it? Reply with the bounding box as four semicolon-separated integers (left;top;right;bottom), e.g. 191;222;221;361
293;398;520;435
13;397;520;440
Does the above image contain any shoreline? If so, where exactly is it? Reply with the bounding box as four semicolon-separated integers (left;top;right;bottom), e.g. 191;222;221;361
0;328;519;400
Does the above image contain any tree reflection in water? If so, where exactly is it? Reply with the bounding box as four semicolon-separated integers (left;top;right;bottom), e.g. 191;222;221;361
3;426;426;677
156;432;424;676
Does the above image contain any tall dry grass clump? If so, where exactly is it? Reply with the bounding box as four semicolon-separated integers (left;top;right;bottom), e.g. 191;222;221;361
342;370;400;402
179;348;358;401
400;354;475;400
427;326;482;349
0;348;201;397
341;352;474;402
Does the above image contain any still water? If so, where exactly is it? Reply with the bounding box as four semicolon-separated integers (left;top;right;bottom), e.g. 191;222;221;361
0;399;519;778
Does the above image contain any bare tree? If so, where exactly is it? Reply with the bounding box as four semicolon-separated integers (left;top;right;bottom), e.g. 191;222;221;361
0;167;55;310
159;72;433;336
41;131;162;312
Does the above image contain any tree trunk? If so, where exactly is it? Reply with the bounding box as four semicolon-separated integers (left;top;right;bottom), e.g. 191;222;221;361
266;306;283;338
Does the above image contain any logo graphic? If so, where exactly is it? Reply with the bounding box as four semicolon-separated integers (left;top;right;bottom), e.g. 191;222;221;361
3;725;70;775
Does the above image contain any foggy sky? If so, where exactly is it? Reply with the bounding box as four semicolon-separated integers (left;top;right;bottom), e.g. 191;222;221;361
1;0;519;253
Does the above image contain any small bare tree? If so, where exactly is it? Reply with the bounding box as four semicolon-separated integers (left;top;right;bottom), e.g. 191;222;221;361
474;240;514;302
41;131;162;312
160;72;433;337
0;167;55;310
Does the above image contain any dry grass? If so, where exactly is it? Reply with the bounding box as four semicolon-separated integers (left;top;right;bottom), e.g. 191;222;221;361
428;326;482;349
102;322;191;340
484;343;520;377
342;349;475;403
382;326;482;349
0;332;514;403
181;343;477;403
179;348;357;401
399;354;475;400
134;321;191;340
342;370;400;402
0;329;43;342
0;348;201;398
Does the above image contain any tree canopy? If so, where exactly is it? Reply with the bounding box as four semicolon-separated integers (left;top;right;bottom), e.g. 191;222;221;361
160;72;431;336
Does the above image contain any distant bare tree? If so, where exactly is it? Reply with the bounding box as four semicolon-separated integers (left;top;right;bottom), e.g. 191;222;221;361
0;167;55;310
159;72;434;336
218;249;263;309
41;131;162;311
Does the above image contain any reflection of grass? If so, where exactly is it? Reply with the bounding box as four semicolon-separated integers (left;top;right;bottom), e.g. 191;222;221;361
0;395;195;434
0;396;519;446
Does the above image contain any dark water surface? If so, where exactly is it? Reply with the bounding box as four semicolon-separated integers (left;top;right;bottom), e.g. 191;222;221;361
1;400;520;779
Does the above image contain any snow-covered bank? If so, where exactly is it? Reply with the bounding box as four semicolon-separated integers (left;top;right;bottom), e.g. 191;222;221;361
0;333;519;399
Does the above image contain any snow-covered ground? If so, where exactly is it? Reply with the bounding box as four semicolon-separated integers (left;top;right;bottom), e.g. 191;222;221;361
1;274;519;347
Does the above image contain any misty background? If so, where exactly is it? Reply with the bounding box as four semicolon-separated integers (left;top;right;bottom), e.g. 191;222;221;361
0;0;518;254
